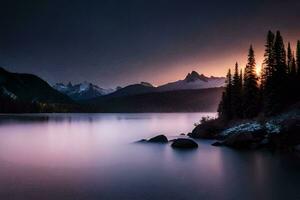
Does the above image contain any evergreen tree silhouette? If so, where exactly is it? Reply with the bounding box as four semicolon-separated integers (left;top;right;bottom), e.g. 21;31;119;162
218;69;233;120
271;31;288;113
287;42;293;74
261;31;275;112
243;45;260;118
231;62;243;118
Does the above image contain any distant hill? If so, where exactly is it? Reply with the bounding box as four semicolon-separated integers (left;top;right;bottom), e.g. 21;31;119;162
53;81;115;100
103;82;156;98
85;87;224;112
0;67;72;104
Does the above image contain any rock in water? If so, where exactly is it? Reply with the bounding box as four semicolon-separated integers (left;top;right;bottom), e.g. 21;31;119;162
135;139;148;143
171;138;198;149
211;141;223;146
148;135;168;143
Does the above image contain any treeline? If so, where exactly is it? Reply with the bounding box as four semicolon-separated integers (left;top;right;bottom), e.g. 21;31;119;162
218;31;300;120
0;96;79;113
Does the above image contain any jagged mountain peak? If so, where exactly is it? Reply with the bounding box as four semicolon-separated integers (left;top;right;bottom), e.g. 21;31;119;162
140;82;154;87
184;71;208;82
157;71;225;92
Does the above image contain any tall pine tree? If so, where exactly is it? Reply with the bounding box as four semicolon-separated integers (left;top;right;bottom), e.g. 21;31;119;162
271;31;288;113
297;40;300;77
290;54;297;77
261;31;275;92
296;40;300;93
287;42;293;74
218;69;233;120
231;62;243;118
243;45;260;118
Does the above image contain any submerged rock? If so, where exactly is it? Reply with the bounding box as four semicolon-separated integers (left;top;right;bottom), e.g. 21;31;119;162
148;135;168;143
211;141;223;146
135;139;148;143
171;138;198;149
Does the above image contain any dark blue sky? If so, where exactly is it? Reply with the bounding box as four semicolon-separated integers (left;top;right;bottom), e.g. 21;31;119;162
0;0;299;87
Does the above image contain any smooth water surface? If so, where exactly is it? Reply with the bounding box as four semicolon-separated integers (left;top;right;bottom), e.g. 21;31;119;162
0;113;299;200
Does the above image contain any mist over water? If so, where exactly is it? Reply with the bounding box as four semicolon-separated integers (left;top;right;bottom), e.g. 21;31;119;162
0;113;299;200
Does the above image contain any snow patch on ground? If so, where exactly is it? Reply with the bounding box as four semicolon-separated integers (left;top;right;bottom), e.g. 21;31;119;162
220;122;263;137
265;121;281;134
220;109;300;137
1;87;17;100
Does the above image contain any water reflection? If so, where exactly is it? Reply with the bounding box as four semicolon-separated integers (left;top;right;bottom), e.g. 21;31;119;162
0;113;299;200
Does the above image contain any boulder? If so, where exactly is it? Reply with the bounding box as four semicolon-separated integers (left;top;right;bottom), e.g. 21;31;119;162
188;119;224;139
211;141;223;146
216;121;268;149
171;138;198;149
135;139;148;143
148;135;168;143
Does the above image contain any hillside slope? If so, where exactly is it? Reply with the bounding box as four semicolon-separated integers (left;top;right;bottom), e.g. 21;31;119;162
86;87;224;112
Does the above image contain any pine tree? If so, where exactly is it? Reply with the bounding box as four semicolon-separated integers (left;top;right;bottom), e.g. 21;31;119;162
218;69;233;120
297;40;300;77
261;31;275;92
291;54;297;77
296;40;300;96
243;45;260;118
296;40;300;100
274;31;287;75
287;42;293;74
239;68;243;87
271;31;288;113
231;62;243;118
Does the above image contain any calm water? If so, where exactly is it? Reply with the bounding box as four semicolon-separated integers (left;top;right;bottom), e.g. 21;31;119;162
0;113;299;200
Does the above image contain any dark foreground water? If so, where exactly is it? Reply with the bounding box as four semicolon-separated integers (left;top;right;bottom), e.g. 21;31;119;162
0;113;299;200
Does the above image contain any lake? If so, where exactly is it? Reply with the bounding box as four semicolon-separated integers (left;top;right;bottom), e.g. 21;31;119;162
0;113;299;200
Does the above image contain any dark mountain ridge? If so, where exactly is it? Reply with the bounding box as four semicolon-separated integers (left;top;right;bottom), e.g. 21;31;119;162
0;67;72;104
0;67;224;113
85;87;224;112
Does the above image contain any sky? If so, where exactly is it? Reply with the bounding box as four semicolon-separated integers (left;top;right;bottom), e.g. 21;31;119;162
0;0;299;88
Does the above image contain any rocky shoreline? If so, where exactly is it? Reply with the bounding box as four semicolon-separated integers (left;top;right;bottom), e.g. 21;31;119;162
189;109;300;151
137;109;300;152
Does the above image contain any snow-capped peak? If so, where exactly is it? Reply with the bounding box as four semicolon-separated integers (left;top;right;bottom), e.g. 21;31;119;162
53;81;115;100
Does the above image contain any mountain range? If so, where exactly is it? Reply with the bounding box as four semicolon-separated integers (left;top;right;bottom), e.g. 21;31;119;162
53;82;115;101
53;71;225;101
0;67;225;112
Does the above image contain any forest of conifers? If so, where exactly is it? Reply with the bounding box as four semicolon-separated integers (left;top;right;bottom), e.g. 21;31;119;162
218;31;300;120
